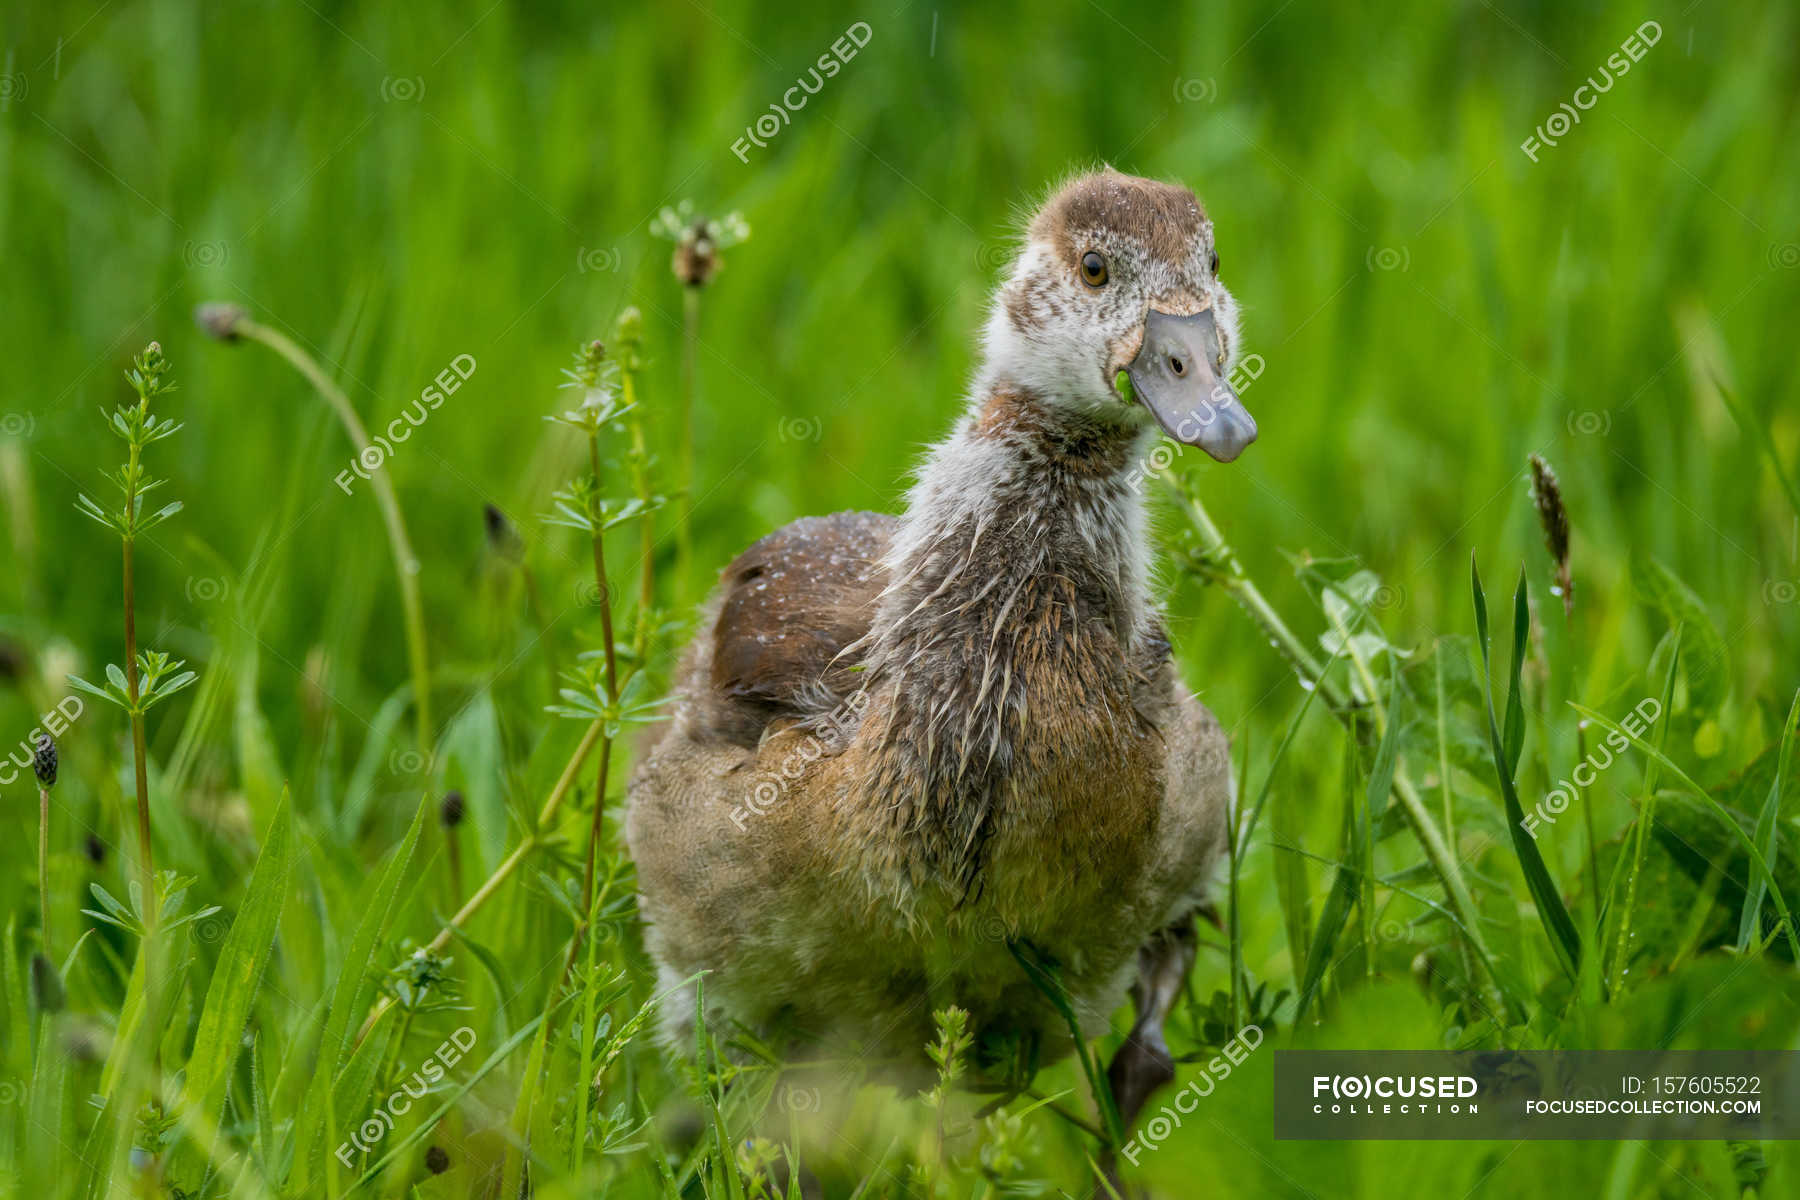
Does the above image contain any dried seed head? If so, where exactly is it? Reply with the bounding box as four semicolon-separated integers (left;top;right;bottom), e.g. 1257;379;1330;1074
31;953;65;1014
653;203;749;289
1529;454;1573;617
32;731;57;788
672;237;719;288
84;833;107;865
424;1145;450;1174
483;503;523;563
194;302;249;343
440;790;465;829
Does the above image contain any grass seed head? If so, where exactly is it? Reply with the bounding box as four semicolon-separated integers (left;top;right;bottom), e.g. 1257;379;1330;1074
1529;453;1573;617
32;731;57;788
440;790;465;828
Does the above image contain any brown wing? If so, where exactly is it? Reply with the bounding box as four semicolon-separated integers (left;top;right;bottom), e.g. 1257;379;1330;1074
698;510;894;746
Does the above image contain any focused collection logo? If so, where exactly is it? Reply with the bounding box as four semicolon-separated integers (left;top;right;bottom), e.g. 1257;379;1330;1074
1310;1073;1480;1117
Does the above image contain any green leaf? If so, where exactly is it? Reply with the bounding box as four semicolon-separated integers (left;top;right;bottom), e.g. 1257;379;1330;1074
326;1020;393;1185
1501;571;1529;775
28;1009;70;1185
137;499;185;533
86;883;134;925
67;673;126;710
179;796;294;1135
1473;557;1581;977
1007;941;1123;1148
1575;702;1800;962
499;1001;554;1200
1633;556;1728;716
1293;740;1363;1024
291;797;428;1193
74;493;118;529
250;1035;276;1181
1738;692;1799;952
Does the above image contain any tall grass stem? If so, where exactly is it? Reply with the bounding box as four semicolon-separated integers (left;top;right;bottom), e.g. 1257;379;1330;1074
228;316;434;752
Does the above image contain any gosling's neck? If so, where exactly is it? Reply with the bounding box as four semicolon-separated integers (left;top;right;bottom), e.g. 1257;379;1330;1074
849;379;1162;895
878;379;1157;648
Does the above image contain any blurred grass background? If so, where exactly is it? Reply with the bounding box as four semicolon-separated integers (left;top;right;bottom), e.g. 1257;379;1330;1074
2;0;1799;1195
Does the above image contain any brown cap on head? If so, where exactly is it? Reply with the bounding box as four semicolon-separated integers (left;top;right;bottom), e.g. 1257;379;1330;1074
1029;169;1207;263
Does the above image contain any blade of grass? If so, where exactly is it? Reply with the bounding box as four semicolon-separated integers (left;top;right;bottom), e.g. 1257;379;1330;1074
1611;626;1682;993
1238;651;1341;1009
694;975;746;1200
326;1019;392;1192
1473;559;1581;977
202;307;434;751
499;1000;554;1200
251;1036;276;1183
292;797;427;1194
1738;691;1800;951
1293;776;1359;1024
1296;713;1399;1022
1006;941;1123;1149
179;795;294;1136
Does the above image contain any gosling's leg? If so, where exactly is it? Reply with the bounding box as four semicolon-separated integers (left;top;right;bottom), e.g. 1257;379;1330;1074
1100;918;1197;1191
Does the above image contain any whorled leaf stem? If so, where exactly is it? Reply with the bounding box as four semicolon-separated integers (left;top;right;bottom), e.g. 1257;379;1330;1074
195;303;433;752
69;340;202;1175
580;416;619;942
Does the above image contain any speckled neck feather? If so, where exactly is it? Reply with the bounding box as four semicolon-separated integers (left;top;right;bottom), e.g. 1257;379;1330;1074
843;381;1161;897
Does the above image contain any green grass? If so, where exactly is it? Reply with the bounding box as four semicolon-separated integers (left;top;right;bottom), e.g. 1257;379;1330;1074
3;1;1799;1195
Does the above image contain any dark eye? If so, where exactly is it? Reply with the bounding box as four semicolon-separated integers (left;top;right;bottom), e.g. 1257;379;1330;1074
1079;251;1108;287
1209;249;1220;275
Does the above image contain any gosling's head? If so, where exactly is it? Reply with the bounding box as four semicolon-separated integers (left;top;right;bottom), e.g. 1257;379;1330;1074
981;168;1256;462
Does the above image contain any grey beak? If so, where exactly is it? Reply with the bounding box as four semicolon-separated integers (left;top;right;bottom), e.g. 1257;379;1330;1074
1126;308;1257;463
